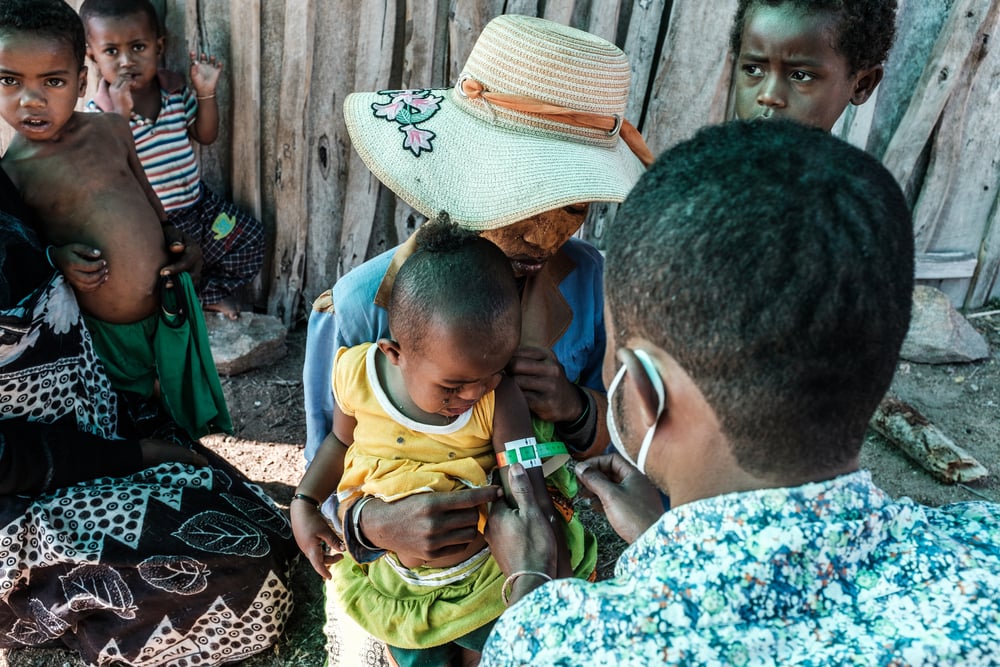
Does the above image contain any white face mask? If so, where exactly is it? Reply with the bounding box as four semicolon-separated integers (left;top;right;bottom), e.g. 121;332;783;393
606;348;665;474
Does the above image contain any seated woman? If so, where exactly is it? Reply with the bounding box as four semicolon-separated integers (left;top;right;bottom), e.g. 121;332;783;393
0;167;296;667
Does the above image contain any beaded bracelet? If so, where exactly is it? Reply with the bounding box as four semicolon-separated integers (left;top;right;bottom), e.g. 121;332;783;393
501;570;552;605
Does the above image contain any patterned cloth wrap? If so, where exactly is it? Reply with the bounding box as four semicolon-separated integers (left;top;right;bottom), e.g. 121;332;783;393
0;212;296;666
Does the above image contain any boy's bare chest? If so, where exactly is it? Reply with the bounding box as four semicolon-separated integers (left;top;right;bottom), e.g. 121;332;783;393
11;142;141;224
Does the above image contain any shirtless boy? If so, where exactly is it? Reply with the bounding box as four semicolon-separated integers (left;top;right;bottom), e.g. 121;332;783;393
0;0;229;438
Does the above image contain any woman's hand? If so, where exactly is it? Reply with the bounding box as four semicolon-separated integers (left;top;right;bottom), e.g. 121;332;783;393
358;486;501;563
51;243;108;292
575;454;664;544
290;501;344;578
507;345;584;423
139;439;209;467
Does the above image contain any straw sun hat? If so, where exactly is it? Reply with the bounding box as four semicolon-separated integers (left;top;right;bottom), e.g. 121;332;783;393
343;14;652;232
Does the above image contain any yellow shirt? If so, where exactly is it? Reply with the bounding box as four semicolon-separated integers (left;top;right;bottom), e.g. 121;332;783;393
334;343;496;519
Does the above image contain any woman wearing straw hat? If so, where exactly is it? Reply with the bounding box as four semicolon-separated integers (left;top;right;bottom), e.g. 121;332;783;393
300;14;652;665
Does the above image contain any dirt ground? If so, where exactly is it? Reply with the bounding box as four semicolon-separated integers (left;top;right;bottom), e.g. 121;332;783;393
5;308;999;666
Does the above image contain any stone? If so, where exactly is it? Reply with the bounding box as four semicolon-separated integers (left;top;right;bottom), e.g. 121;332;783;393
205;312;288;376
900;285;990;364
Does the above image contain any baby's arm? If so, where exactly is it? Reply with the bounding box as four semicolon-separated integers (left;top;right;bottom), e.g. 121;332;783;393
291;404;355;578
492;375;572;577
187;52;222;145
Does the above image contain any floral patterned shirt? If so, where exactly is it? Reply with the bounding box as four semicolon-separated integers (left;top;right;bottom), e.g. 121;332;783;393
482;471;1000;666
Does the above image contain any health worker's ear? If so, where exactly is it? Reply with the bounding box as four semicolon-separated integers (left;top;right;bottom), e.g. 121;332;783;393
620;348;667;430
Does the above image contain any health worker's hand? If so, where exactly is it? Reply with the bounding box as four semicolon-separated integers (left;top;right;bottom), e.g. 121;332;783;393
575;453;664;544
484;463;558;579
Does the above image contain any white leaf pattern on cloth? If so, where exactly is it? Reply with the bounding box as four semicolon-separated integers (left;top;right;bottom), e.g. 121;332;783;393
28;597;70;638
172;510;270;556
60;564;137;619
138;555;210;595
223;489;292;537
7;618;54;646
0;275;117;437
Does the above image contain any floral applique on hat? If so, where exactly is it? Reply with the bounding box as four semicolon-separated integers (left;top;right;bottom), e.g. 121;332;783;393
371;90;444;157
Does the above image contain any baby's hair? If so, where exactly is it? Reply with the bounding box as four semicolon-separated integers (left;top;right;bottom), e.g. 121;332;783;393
80;0;162;38
607;120;913;480
729;0;898;74
0;0;86;71
389;212;519;352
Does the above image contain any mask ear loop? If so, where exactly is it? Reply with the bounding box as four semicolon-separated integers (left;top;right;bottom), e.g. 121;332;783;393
631;349;666;471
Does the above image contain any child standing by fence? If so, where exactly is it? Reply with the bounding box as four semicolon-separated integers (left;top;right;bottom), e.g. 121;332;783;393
729;0;897;132
80;0;263;319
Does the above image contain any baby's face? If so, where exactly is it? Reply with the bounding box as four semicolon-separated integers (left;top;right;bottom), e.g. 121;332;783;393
85;12;162;92
732;4;876;131
0;33;85;142
394;318;516;421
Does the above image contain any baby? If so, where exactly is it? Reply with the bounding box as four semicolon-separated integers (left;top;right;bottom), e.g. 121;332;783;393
293;216;591;666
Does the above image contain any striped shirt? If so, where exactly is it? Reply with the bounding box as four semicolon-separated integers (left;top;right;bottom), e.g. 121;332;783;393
87;80;201;212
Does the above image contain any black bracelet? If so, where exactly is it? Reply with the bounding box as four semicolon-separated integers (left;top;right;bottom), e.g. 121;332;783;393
556;386;591;433
292;492;320;507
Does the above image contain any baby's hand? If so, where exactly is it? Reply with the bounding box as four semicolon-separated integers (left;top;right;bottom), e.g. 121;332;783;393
290;500;345;579
106;74;134;116
189;51;223;95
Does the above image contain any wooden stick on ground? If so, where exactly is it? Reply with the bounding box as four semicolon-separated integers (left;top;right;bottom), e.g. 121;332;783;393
870;395;988;484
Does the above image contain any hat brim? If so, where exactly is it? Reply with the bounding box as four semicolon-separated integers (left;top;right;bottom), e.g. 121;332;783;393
344;89;645;231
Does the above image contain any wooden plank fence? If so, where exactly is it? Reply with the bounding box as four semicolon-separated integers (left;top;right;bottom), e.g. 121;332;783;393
3;0;998;325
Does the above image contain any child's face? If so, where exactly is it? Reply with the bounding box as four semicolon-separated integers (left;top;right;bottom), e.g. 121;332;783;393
733;3;882;131
84;12;163;92
387;318;517;419
0;32;86;142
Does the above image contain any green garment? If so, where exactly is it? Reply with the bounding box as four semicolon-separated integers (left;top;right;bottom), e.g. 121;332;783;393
84;272;232;438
